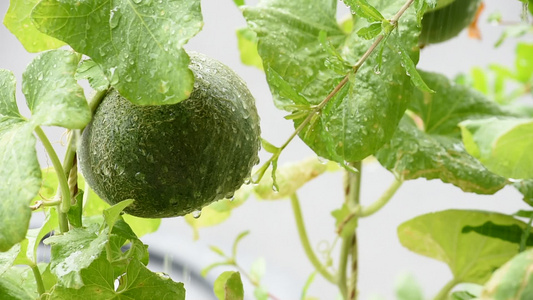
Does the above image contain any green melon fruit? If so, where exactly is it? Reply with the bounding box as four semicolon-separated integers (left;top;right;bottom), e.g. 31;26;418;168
79;52;261;218
419;0;481;45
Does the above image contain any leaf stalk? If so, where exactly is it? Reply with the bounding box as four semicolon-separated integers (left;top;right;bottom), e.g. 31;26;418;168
35;126;71;233
290;193;337;284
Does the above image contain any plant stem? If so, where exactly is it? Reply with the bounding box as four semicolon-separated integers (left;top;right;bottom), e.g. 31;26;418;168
358;178;403;217
35;126;70;233
337;236;350;299
30;264;45;296
344;162;361;300
290;193;337;284
253;0;416;181
434;278;460;300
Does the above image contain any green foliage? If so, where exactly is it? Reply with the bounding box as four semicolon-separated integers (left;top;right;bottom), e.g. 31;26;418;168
47;256;185;299
398;210;532;284
32;0;203;105
236;28;263;70
376;71;511;194
214;271;244;300
480;248;533;299
3;0;64;52
243;0;421;163
460;117;533;179
0;49;90;251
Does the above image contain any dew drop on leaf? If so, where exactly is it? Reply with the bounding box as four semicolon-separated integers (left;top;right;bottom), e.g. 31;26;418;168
109;10;121;29
192;210;202;219
272;184;279;192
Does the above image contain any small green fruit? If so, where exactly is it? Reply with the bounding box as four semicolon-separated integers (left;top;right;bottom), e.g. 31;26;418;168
79;52;261;218
420;0;481;45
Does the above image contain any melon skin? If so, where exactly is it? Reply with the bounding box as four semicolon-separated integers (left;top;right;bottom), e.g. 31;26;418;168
419;0;481;45
79;52;261;218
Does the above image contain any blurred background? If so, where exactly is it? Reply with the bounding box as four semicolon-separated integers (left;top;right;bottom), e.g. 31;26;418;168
1;0;532;299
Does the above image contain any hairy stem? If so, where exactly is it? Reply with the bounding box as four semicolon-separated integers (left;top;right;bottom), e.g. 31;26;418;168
30;264;45;296
434;278;460;300
290;193;337;284
35;126;70;233
253;0;417;181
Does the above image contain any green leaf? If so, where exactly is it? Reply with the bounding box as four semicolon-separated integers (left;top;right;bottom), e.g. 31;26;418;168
75;60;110;92
32;0;203;106
232;231;250;259
356;22;382;40
261;138;279;154
49;256;185;299
122;215;161;238
44;225;108;288
0;70;41;252
185;184;252;239
376;71;512;194
481;248;533;299
460;117;533;179
15;208;58;265
233;0;245;7
249;257;266;284
214;271;244;300
513;179;533;206
395;43;434;93
3;0;64;52
201;262;233;278
331;204;357;238
0;245;21;276
343;0;385;22
0;265;39;300
103;199;134;231
254;156;339;200
398;209;531;284
408;71;512;137
23;50;90;129
300;272;317;300
244;0;420;162
236;28;263;70
515;42;533;83
68;192;84;228
395;273;424;300
451;291;477;300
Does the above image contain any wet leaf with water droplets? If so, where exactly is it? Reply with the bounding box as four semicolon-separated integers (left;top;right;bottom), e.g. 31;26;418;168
243;0;421;162
48;255;185;299
0;70;41;252
23;50;90;129
376;71;513;194
32;0;203;105
44;225;108;288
